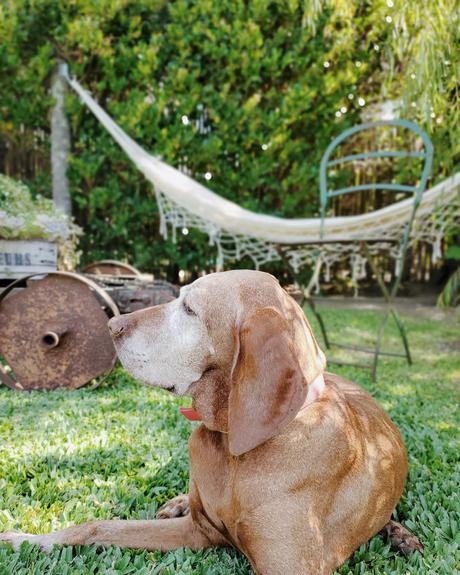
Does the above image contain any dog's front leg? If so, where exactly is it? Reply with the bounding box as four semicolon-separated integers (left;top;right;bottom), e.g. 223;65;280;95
0;515;213;553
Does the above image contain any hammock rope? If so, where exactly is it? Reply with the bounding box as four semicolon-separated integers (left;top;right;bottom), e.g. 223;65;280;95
63;69;460;284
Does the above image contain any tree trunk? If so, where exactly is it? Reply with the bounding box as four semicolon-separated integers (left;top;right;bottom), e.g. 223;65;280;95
51;60;72;216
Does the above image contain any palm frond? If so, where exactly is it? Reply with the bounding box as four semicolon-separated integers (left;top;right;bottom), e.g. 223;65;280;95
437;267;460;308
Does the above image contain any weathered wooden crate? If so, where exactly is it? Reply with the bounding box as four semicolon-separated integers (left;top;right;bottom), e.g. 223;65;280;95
0;240;57;279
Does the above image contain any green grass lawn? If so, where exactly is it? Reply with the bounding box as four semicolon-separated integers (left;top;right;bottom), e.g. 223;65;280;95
0;306;459;574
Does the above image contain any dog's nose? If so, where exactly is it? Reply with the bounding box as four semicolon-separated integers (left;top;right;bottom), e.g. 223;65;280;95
108;316;127;338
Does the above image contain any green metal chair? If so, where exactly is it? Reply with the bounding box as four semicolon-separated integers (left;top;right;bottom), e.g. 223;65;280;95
293;119;433;380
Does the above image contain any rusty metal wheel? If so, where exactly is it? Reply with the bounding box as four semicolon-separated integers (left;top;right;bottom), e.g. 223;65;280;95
0;272;119;391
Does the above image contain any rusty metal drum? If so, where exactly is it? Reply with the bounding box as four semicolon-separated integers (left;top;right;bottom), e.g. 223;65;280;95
0;272;119;391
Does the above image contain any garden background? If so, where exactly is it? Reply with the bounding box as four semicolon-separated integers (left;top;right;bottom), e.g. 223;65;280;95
0;0;458;281
0;2;460;574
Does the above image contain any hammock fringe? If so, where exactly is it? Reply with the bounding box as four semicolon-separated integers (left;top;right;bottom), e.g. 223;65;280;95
64;73;460;282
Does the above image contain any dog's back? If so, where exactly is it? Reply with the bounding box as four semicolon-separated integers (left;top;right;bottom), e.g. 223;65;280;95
316;373;408;570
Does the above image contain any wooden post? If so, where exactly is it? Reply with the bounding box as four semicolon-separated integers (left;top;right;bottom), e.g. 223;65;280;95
51;60;72;216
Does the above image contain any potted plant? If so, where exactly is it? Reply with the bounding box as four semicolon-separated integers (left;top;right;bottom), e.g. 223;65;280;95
0;175;81;279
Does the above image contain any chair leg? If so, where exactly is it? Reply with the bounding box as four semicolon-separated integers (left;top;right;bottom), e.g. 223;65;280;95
281;244;412;380
302;259;332;348
372;306;412;380
278;250;331;350
372;309;390;381
390;307;412;365
305;296;331;350
363;244;413;378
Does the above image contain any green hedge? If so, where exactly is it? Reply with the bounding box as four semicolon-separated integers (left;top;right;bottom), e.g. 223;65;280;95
0;0;458;279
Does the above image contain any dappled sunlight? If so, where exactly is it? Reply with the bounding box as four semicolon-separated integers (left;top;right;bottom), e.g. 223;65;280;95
337;326;375;340
0;306;458;573
386;383;416;397
412;350;446;363
0;0;458;571
408;372;429;382
446;369;460;384
0;369;191;539
433;421;454;432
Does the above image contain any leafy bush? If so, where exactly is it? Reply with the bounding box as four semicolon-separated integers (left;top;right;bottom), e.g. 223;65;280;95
437;245;460;308
0;1;458;279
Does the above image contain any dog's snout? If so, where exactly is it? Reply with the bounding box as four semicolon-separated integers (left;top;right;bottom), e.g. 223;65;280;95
108;307;159;341
108;316;128;339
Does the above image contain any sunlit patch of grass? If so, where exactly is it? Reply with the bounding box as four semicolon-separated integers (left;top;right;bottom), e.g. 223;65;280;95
389;383;416;397
379;400;397;412
0;307;459;574
446;368;460;383
433;421;454;432
334;326;375;343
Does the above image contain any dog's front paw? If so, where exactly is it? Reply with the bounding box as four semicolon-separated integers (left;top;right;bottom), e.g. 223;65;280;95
0;531;53;553
156;494;190;519
0;531;33;551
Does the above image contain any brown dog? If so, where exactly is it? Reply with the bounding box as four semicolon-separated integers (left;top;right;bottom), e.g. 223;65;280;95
0;270;421;573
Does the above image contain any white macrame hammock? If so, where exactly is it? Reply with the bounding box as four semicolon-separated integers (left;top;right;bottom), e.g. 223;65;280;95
65;73;460;287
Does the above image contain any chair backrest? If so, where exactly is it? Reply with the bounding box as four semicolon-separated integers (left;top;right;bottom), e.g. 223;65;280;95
319;119;433;238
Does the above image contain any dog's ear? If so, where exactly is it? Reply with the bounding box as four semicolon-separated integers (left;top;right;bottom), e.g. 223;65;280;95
228;306;325;456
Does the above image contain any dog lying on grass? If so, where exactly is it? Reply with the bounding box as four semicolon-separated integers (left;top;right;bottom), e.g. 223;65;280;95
0;270;422;573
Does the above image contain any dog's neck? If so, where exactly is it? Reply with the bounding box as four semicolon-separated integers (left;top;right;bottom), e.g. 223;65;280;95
180;373;326;421
303;373;326;407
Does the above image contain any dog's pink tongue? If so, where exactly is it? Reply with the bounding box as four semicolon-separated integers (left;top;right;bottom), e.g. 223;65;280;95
179;407;202;421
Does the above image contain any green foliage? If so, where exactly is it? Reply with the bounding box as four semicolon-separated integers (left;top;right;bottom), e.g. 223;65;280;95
446;245;460;260
438;267;460;308
0;1;458;277
0;307;458;573
0;174;75;240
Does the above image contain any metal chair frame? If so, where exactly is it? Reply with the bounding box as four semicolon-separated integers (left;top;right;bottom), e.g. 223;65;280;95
286;120;433;380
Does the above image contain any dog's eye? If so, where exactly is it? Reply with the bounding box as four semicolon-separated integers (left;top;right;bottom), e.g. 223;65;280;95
183;300;196;316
